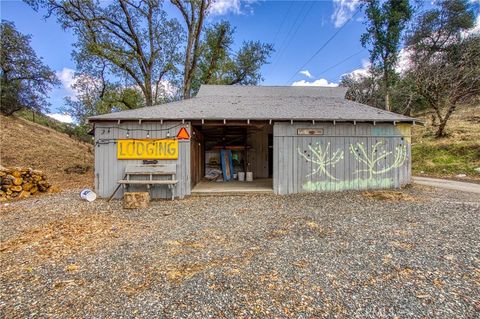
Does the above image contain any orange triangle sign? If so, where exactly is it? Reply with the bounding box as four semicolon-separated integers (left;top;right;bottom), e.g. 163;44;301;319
177;127;190;140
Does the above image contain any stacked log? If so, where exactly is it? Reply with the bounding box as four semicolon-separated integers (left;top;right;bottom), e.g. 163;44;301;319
0;167;51;201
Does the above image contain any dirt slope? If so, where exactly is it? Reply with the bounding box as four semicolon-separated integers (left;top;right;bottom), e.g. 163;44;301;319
0;115;94;190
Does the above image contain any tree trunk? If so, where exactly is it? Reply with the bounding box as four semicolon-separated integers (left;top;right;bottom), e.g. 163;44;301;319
203;28;227;84
183;27;194;99
435;103;456;138
183;77;192;99
385;91;391;111
436;121;447;137
144;76;154;106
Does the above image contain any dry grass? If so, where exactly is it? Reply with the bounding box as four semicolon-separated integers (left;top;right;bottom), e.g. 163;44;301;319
362;190;416;201
412;105;480;181
0;115;94;190
0;213;132;261
0;212;144;284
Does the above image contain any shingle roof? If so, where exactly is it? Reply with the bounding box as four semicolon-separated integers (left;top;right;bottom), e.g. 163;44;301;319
88;85;417;123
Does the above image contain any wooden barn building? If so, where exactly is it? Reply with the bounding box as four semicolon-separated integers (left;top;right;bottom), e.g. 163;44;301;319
88;85;417;199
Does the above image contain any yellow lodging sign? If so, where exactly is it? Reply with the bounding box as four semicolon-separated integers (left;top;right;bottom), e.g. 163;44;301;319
117;139;178;160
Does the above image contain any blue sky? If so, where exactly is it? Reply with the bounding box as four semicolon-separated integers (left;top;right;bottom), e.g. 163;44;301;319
1;0;478;122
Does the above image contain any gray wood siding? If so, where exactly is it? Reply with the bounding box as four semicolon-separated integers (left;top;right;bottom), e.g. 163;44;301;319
273;122;412;194
94;121;191;199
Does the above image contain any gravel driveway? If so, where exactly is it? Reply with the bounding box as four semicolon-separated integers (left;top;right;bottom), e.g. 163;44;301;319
1;186;479;318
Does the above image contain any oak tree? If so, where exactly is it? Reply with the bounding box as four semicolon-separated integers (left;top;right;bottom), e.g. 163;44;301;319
361;0;413;111
170;0;212;99
0;20;59;115
27;0;183;106
406;0;479;137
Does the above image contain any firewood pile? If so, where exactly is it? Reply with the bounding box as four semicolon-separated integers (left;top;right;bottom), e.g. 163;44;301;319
0;166;52;201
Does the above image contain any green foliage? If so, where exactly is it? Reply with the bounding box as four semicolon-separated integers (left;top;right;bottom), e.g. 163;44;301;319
390;74;429;115
171;0;212;99
0;20;59;115
406;0;475;52
361;0;413;110
192;21;273;94
196;21;234;87
63;75;144;126
340;70;428;114
230;41;274;85
28;0;183;106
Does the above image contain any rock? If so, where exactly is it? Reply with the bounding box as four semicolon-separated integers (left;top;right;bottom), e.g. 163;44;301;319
123;192;150;209
456;174;467;178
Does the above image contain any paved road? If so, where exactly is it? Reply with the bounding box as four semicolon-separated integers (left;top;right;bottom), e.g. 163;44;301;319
413;176;480;194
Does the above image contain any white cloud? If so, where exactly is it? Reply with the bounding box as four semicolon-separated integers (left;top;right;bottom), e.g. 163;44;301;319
209;0;257;16
291;79;338;87
342;50;412;79
396;48;413;74
56;67;78;98
299;70;313;79
154;80;178;100
210;0;241;15
47;113;74;124
463;15;480;37
331;0;361;28
342;59;371;80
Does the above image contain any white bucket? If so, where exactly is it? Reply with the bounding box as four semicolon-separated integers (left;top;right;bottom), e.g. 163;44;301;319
246;172;253;182
238;172;245;182
80;189;97;202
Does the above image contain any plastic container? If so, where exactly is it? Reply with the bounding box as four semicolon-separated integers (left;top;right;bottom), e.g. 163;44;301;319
246;172;253;182
238;172;245;182
80;189;97;202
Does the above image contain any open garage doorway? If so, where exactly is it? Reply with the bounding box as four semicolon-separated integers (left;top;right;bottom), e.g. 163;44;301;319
190;122;273;194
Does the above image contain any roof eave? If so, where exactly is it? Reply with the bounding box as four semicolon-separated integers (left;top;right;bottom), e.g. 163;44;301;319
87;117;421;124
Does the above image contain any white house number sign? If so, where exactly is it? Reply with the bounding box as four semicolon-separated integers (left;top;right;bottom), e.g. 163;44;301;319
297;128;324;136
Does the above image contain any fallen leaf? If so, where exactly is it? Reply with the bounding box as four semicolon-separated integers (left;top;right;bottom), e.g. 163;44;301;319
65;264;79;272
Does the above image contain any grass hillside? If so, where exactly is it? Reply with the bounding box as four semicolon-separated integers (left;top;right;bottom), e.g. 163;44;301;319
0;115;94;190
15;109;91;142
412;106;480;182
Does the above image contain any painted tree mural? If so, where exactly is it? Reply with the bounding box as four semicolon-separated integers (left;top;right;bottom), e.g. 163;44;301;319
298;142;344;180
349;140;407;179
